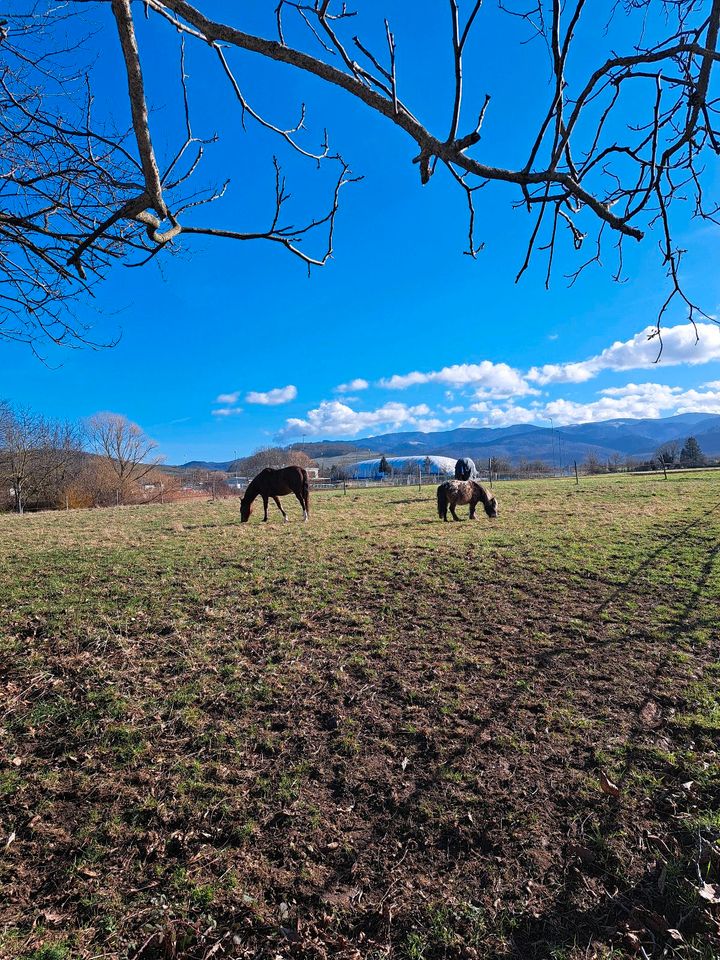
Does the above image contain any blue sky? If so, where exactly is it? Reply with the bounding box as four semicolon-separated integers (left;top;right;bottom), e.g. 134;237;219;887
2;1;720;463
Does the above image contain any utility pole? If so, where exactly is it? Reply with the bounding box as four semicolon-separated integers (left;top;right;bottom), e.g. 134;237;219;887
547;417;557;474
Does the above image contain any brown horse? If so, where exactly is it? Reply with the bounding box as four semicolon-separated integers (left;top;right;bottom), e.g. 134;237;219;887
240;466;310;523
437;479;498;522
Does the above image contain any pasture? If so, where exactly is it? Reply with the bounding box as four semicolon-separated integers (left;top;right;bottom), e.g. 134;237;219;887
1;473;719;960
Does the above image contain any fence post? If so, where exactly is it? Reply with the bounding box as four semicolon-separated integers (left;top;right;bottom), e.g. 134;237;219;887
574;461;579;485
663;462;668;480
488;457;493;488
343;480;347;495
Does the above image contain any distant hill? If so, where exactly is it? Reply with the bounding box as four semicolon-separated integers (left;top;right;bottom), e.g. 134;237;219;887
175;413;720;470
174;460;233;472
350;413;720;465
288;440;372;458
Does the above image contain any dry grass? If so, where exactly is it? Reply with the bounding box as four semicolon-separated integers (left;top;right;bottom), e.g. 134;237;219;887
1;473;719;959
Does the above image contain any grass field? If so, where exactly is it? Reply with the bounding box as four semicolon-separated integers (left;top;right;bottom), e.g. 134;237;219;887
1;473;719;960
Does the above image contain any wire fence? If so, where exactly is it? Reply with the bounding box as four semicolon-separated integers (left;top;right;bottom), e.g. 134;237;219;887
6;463;718;515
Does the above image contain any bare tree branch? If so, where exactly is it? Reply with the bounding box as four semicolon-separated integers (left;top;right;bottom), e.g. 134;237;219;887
3;1;720;350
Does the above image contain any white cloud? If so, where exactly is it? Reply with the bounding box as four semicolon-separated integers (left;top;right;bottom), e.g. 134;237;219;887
279;400;446;438
528;322;720;385
473;385;540;400
245;384;298;406
216;391;241;404
551;383;720;425
378;361;535;397
457;380;720;429
442;405;465;414
335;378;369;393
415;417;454;431
212;407;244;417
461;404;540;428
543;381;719;424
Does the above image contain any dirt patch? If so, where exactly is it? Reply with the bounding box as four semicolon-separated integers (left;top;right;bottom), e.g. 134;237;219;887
1;475;719;959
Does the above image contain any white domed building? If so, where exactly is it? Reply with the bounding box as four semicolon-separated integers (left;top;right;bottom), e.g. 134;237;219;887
349;455;456;479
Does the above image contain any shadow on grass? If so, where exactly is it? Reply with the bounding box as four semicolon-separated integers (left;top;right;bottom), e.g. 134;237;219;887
594;500;720;616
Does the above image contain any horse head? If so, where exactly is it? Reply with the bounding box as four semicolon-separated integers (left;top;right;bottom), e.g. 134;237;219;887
240;494;253;522
474;482;498;518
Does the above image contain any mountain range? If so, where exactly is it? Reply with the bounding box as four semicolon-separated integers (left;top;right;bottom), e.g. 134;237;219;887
178;412;720;471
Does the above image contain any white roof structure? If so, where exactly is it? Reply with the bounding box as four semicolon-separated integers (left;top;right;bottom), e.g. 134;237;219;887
350;455;457;478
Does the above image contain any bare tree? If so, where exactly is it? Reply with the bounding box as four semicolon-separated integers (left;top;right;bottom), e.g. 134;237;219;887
0;8;149;350
489;455;513;477
85;412;162;503
233;445;317;476
583;452;608;475
3;2;720;347
0;5;353;350
656;439;681;465
329;463;351;482
0;402;82;512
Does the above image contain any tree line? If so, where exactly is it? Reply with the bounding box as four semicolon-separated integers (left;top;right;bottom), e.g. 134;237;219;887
2;404;711;514
327;440;711;483
229;447;316;477
583;437;709;475
0;403;164;513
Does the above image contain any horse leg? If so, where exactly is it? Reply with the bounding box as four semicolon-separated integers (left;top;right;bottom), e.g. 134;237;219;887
273;496;289;522
469;500;477;520
293;490;308;521
262;495;269;521
450;503;460;521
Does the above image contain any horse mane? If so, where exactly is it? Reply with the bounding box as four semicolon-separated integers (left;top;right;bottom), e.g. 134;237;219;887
243;475;259;499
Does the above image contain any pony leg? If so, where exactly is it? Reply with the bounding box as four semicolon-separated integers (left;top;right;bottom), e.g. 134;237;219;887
450;503;460;521
273;496;289;522
262;495;269;521
469;502;477;519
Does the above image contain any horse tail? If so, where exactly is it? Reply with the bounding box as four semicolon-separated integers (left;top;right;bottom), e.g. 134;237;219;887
437;484;447;519
302;469;310;515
